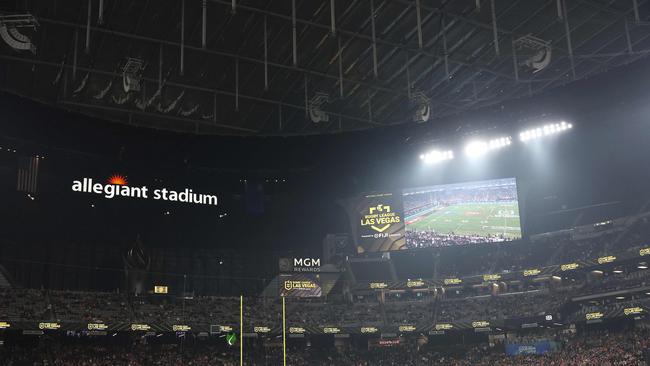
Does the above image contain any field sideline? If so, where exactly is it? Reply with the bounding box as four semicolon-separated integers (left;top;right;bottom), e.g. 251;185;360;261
405;201;521;238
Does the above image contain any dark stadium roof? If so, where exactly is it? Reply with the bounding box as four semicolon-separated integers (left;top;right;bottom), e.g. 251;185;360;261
0;0;649;136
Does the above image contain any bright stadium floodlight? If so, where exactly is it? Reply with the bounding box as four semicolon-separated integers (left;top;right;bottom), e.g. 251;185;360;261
488;136;512;150
464;140;488;157
465;136;511;158
420;149;454;165
519;121;572;142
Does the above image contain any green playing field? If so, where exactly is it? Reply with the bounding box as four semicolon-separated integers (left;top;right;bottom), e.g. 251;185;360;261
405;202;521;238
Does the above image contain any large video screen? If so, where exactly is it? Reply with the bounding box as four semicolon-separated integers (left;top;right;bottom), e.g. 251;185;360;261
403;178;521;249
354;192;406;253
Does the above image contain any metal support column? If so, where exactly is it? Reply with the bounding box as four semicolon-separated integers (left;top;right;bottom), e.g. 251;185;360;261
98;0;104;24
264;16;268;90
235;58;239;110
73;29;78;81
406;52;411;98
442;16;449;80
158;44;163;89
561;0;576;79
85;0;91;53
416;0;423;49
180;0;185;75
370;0;378;78
330;0;336;35
632;0;640;23
202;0;207;49
490;0;500;56
624;18;633;54
512;38;519;82
304;76;308;117
213;91;217;122
292;0;297;66
337;36;344;97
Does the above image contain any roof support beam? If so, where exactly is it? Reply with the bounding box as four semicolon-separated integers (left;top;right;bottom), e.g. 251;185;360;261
368;1;523;119
535;23;650;94
61;100;258;133
443;0;616;107
391;0;626;64
255;0;370;132
0;54;387;130
36;17;418;102
207;0;520;82
467;20;650;112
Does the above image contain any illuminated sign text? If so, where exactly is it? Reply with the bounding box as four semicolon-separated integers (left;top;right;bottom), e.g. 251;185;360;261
561;263;579;271
87;323;108;330
39;322;61;330
131;324;151;331
72;178;217;206
523;269;541;276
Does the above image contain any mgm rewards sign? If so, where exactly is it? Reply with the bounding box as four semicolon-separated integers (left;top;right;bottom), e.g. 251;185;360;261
350;192;406;253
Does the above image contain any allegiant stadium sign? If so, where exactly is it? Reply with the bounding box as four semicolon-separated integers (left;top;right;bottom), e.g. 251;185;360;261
71;177;218;206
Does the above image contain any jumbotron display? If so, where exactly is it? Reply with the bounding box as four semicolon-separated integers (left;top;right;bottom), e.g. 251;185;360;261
403;178;521;249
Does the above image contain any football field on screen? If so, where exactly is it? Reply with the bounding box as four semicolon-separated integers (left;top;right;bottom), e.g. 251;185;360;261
406;202;521;238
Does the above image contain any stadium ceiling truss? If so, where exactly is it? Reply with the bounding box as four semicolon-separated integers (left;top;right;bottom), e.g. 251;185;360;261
0;0;649;136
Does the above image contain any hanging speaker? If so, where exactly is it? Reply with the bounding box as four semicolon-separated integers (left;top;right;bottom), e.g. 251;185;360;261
0;13;38;54
410;91;431;123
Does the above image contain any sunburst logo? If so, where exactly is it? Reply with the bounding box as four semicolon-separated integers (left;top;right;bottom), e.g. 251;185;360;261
108;174;128;185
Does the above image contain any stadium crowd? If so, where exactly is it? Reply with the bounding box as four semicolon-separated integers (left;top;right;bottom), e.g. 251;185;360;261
1;214;650;364
405;231;510;249
2;328;649;365
433;212;650;278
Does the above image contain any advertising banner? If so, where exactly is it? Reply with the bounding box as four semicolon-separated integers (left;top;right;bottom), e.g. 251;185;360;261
279;273;323;297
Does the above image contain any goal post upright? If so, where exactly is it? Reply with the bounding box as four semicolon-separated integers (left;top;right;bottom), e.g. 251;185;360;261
282;296;287;366
240;295;243;366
